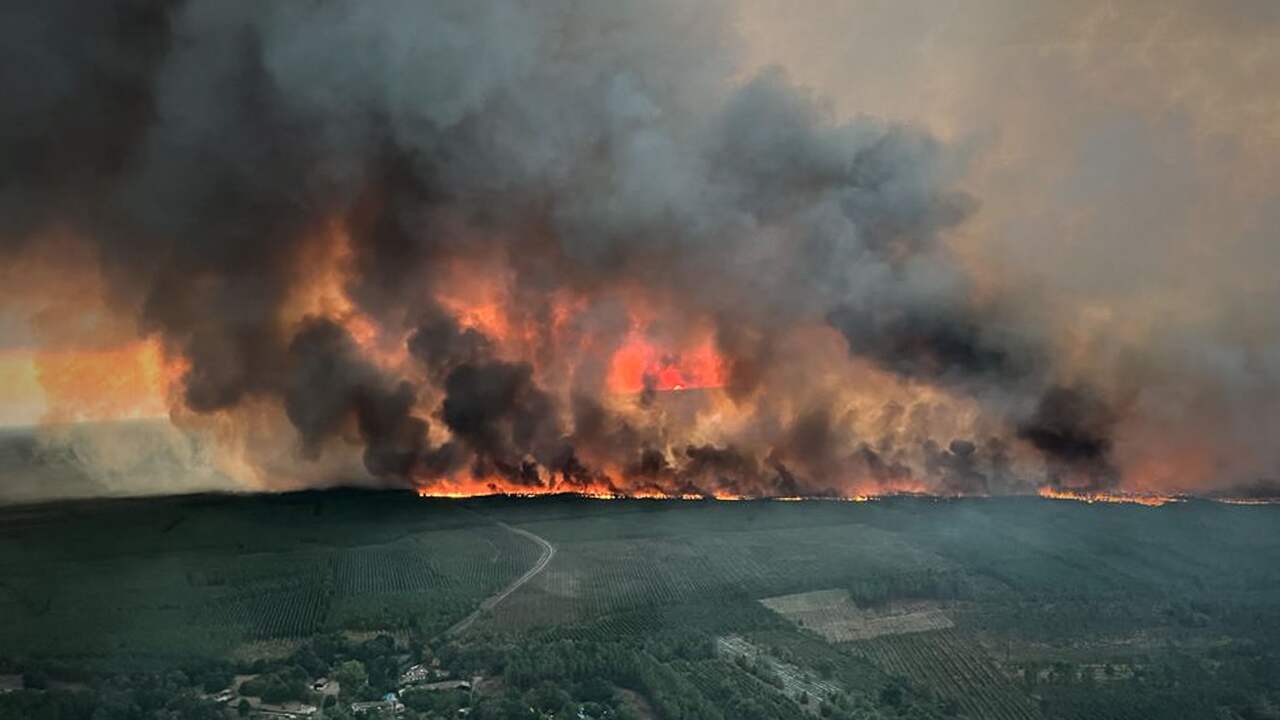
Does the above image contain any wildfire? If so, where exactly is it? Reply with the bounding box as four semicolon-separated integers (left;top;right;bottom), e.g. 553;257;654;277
1037;487;1183;507
414;474;899;503
414;486;837;501
606;330;726;395
285;221;410;370
414;474;619;500
415;483;1280;505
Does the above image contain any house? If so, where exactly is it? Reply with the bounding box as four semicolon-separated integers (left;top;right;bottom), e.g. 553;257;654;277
211;688;236;704
257;704;318;719
350;696;405;716
416;679;471;692
399;663;450;687
398;664;432;686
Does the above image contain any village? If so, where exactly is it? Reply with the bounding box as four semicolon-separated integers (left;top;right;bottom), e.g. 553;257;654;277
197;650;496;720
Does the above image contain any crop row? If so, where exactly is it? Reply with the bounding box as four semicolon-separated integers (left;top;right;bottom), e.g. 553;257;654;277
201;584;333;639
192;523;545;639
845;629;1040;720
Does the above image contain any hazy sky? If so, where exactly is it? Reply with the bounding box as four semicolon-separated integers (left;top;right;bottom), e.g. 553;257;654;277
736;0;1280;491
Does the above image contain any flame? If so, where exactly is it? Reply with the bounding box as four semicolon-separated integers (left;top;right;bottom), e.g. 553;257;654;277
415;473;619;499
433;255;518;345
415;483;895;502
284;221;409;370
1037;487;1182;507
607;330;726;394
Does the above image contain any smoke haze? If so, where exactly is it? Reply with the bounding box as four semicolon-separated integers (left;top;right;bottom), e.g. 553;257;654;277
2;0;1278;500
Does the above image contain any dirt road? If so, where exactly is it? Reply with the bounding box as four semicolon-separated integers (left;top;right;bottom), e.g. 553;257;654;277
444;523;554;637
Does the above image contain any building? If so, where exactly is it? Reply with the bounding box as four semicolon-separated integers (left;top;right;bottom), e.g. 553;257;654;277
211;688;236;704
399;663;451;687
350;695;405;717
416;679;471;692
256;704;318;719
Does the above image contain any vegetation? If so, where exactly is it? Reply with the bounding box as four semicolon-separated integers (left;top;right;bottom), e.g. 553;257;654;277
2;492;1279;719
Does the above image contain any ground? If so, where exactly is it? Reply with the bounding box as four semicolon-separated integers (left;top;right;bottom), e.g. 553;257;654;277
2;491;1280;719
760;589;953;642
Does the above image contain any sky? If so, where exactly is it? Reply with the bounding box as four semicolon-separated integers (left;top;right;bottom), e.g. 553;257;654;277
735;0;1280;493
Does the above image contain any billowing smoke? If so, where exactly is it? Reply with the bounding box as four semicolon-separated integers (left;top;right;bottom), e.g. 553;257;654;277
1017;386;1118;492
284;318;428;479
2;0;1273;500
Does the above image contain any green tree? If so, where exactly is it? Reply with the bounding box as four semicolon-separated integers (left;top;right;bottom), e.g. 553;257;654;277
238;698;251;717
21;670;49;690
336;660;368;699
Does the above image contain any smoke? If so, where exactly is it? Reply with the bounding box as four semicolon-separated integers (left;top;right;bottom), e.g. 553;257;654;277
284;318;429;479
1017;386;1118;492
2;0;1275;500
407;306;494;382
733;0;1280;496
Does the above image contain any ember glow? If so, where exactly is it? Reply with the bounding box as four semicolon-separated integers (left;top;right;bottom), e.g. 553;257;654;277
3;0;1280;502
606;331;726;395
1037;487;1184;508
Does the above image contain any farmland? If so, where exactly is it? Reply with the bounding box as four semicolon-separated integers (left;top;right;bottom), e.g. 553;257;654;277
2;493;1280;719
760;589;954;642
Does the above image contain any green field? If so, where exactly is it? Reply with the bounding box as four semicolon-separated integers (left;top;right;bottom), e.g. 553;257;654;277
2;493;1279;719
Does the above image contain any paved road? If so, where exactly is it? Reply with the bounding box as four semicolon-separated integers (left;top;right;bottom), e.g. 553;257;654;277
445;523;555;637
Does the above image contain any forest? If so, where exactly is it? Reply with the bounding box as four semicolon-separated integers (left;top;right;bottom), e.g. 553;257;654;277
2;491;1279;719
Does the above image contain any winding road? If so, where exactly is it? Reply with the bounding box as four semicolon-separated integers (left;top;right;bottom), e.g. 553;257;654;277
444;522;555;637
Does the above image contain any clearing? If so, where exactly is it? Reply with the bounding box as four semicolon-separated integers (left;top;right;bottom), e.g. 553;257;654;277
760;588;953;642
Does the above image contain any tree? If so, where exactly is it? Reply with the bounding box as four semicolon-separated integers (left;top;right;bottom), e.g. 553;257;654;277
335;660;368;699
262;678;292;704
22;670;49;690
237;698;251;717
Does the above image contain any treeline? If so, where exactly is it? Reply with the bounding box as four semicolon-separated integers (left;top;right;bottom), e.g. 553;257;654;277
0;632;420;720
443;630;954;720
1027;647;1280;720
0;669;228;720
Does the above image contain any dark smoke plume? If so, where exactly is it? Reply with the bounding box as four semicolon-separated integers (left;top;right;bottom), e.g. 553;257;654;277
1017;386;1118;491
0;0;1177;498
440;361;562;481
408;306;494;381
285;318;429;479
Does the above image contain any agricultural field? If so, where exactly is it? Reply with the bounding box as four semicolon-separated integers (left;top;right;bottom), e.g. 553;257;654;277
2;492;1280;719
843;628;1040;720
760;589;953;642
470;496;1280;719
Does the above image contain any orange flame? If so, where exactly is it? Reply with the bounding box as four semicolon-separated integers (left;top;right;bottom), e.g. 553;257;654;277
284;221;410;370
606;331;726;394
1037;487;1182;507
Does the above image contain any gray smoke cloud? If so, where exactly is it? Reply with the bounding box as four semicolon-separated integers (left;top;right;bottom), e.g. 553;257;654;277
9;0;1262;499
733;0;1280;496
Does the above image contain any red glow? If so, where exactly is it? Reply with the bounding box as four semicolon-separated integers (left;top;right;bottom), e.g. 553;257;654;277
606;331;726;395
1037;487;1182;507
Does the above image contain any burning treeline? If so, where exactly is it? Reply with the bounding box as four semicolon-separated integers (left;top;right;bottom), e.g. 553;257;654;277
2;1;1274;500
